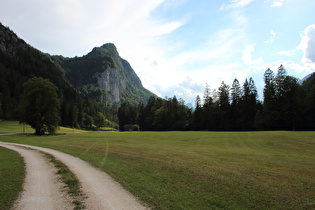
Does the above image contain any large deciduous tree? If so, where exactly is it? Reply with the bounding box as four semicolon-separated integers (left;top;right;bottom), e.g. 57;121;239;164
19;77;60;135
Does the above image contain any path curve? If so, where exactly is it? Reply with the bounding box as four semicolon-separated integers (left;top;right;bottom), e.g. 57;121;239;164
0;143;73;210
0;142;147;209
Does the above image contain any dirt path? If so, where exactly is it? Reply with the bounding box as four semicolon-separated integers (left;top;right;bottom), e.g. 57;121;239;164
0;143;73;210
0;142;147;209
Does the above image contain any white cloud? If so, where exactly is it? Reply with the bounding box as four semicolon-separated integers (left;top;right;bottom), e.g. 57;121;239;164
242;44;263;65
269;0;285;7
0;0;186;57
277;50;295;56
264;30;276;43
220;0;254;10
297;24;315;72
271;2;283;7
134;25;247;95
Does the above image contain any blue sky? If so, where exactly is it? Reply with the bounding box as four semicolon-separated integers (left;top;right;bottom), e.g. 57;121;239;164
1;0;315;105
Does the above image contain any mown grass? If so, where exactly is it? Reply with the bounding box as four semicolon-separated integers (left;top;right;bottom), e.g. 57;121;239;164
0;121;33;134
1;121;314;209
0;120;88;134
0;146;25;209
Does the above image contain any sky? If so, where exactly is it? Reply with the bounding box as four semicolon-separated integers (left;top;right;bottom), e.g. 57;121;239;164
1;0;315;105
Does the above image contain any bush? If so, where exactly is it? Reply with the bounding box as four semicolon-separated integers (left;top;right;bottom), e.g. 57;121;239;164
133;124;140;131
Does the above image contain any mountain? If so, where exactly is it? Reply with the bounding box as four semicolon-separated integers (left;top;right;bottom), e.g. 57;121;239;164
0;22;154;128
299;72;313;85
301;72;315;92
52;43;155;104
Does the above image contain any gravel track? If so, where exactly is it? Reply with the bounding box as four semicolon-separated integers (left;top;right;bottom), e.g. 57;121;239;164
0;143;73;210
0;142;147;210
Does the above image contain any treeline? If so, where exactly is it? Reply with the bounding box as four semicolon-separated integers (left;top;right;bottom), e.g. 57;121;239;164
118;65;315;131
118;96;191;131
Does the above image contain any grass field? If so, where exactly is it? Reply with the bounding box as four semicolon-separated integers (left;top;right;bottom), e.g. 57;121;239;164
0;121;88;134
0;146;25;209
0;121;314;209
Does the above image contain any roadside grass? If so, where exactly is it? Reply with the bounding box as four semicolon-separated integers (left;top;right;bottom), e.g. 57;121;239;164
1;125;314;209
44;153;85;209
0;147;25;209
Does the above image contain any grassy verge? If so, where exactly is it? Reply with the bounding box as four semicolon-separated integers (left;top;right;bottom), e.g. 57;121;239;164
0;147;25;209
44;153;85;209
1;122;314;209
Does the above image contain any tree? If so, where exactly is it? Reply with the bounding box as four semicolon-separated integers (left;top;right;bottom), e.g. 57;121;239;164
231;78;242;105
94;112;106;129
229;78;242;129
204;83;212;105
218;81;230;110
264;68;274;85
254;110;263;130
240;77;258;130
304;84;315;129
193;95;202;130
203;84;214;130
18;77;60;135
118;103;137;131
263;68;277;129
281;76;301;130
0;95;2;118
83;115;94;128
275;64;287;97
263;65;302;130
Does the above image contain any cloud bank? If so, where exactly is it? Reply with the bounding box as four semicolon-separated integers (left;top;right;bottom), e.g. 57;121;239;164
298;24;315;72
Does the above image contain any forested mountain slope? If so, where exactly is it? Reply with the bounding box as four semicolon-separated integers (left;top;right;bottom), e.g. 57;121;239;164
0;22;154;127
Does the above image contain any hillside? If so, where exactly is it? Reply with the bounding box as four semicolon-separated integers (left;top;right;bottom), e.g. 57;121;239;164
0;22;154;127
301;72;315;93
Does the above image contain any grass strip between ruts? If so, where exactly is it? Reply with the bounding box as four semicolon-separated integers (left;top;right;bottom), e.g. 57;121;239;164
44;153;86;210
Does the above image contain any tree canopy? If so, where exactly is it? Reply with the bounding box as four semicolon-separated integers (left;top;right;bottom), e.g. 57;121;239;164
19;77;60;135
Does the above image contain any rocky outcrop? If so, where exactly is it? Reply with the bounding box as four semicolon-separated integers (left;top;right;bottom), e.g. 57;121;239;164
0;23;27;56
92;68;126;103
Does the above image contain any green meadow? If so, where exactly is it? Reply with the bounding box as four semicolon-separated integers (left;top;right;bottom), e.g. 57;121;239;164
0;121;314;209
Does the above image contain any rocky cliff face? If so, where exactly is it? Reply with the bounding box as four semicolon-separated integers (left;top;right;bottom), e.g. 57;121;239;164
92;67;126;102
